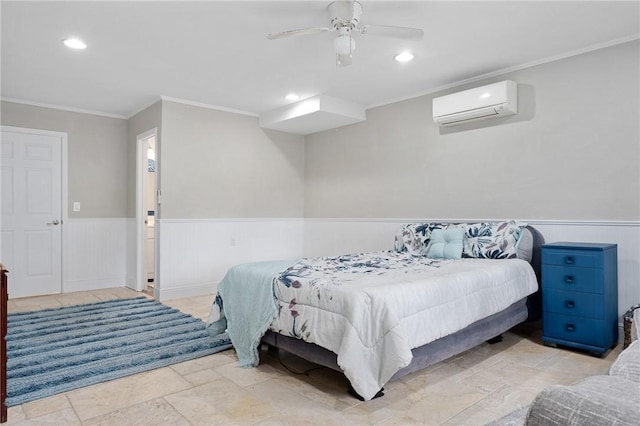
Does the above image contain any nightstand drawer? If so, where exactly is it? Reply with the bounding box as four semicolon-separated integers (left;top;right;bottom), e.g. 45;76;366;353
543;313;605;347
543;290;603;319
543;265;603;293
542;249;602;268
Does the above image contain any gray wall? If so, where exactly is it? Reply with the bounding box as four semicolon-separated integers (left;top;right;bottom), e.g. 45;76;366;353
1;101;129;218
160;101;305;219
4;40;637;223
127;101;162;218
305;40;640;221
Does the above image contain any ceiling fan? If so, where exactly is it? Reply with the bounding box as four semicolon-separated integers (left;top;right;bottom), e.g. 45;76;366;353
267;1;424;67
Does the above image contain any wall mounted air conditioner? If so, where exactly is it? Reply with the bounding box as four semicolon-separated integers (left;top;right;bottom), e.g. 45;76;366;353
432;80;518;127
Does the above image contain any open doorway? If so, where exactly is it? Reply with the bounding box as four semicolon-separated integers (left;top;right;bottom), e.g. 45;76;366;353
135;128;158;297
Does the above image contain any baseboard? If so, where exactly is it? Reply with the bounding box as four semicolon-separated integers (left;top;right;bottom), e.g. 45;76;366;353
158;282;217;302
63;278;127;293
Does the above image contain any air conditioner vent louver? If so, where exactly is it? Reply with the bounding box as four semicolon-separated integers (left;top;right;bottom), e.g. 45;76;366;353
433;80;517;127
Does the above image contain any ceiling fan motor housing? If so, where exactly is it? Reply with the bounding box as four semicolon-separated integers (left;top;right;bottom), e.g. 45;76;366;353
328;1;362;30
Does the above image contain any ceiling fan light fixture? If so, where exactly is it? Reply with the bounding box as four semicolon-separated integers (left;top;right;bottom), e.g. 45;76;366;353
63;38;87;49
394;51;414;62
334;34;355;56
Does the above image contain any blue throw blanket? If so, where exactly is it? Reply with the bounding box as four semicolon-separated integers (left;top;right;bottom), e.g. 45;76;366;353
207;259;299;367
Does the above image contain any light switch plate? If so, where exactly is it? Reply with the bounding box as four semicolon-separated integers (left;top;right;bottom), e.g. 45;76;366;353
73;202;81;212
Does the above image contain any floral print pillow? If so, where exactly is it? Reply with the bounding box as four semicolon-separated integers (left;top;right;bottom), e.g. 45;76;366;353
395;223;446;255
462;221;527;259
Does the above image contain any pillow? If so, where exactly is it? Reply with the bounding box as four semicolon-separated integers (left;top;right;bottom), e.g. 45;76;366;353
394;227;407;252
462;221;527;259
425;227;464;259
395;223;446;255
515;228;533;262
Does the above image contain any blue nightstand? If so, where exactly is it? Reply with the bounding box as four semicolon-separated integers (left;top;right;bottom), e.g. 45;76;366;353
541;242;618;356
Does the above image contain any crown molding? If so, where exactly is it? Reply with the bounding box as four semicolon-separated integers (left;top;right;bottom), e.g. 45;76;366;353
159;96;258;117
366;34;640;110
1;97;127;119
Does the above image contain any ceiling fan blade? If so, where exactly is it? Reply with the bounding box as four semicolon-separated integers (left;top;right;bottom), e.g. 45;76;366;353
336;53;352;67
359;24;424;40
267;27;334;40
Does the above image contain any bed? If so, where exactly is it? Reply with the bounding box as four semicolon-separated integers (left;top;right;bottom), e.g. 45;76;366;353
206;221;539;401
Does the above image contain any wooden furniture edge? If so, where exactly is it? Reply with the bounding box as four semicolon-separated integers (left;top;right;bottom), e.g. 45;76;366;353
1;265;7;422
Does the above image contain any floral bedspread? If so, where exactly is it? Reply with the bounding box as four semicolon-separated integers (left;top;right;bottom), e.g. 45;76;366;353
272;251;448;338
268;251;538;400
208;250;538;401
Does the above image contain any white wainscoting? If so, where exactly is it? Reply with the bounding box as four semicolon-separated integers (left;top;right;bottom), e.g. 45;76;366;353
63;218;128;293
157;219;304;301
304;218;640;320
62;217;639;322
125;218;137;290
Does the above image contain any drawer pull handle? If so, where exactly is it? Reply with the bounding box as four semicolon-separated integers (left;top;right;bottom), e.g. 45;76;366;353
565;300;575;309
566;323;576;332
565;256;575;264
565;275;575;284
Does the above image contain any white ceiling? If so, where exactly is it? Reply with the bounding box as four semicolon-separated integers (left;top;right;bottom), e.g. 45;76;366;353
2;1;639;123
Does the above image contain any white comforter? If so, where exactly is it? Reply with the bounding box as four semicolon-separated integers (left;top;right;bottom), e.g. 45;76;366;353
268;251;538;400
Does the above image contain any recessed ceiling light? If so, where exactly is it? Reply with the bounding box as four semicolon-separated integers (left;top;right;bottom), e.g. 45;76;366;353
63;38;87;49
285;93;300;101
394;52;414;62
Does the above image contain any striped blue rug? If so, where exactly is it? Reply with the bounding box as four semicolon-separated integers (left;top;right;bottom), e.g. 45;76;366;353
6;297;232;406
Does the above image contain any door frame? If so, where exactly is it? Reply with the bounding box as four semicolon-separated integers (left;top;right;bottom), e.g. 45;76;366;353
134;128;158;295
0;125;68;292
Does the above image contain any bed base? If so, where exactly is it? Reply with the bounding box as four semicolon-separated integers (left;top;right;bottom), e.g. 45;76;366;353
261;298;528;387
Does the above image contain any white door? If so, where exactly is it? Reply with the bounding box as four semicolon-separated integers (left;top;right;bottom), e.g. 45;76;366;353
1;128;63;298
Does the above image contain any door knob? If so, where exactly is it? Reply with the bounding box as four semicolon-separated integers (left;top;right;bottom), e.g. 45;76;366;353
47;219;60;225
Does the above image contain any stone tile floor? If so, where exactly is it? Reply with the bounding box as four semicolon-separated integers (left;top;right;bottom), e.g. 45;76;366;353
5;288;621;425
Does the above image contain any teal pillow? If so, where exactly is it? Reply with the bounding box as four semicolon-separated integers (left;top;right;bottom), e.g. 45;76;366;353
426;228;464;259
